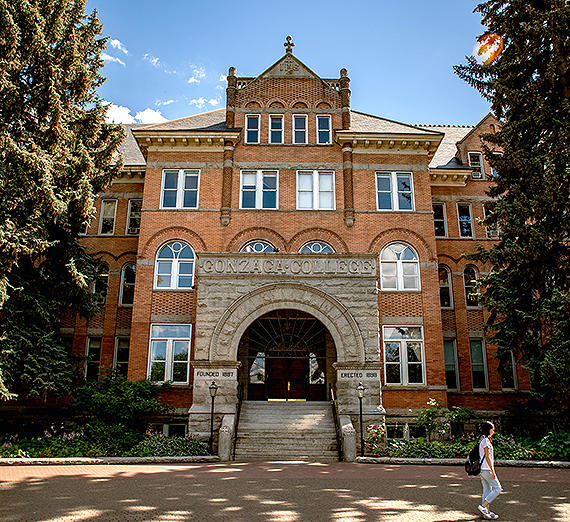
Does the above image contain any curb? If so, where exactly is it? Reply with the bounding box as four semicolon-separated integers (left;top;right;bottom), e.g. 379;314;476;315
0;455;220;466
356;456;570;468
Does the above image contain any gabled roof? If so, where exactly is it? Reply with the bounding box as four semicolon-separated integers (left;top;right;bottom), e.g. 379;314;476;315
348;111;442;136
135;108;228;132
116;124;147;166
419;125;474;168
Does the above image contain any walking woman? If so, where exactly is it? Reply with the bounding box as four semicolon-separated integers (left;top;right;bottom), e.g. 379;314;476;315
478;421;502;519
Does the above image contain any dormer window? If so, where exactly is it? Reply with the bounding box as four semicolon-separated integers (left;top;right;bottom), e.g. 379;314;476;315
293;115;307;144
468;152;484;179
246;115;260;144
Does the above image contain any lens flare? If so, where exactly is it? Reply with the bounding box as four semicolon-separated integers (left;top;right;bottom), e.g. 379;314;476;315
473;33;504;66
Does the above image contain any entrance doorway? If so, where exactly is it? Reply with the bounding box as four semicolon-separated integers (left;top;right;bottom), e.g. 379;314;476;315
239;309;332;401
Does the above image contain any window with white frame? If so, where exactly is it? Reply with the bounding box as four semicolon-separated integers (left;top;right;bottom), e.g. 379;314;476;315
155;242;195;289
126;199;142;235
457;203;474;238
297;170;335;210
468;151;485;179
99;200;117;235
376;172;414;211
438;266;453;308
299;241;335;253
148;325;191;384
240;170;278;209
85;337;102;381
161;170;200;209
293;115;307;144
270;115;283;144
443;339;459;389
380;243;420;291
470;339;488;389
433;202;447;237
464;265;479;307
240;240;276;253
120;262;136;306
484;204;501;238
501;351;517;389
114;337;130;377
317;115;331;144
245;114;260;143
490;152;502;179
383;326;424;385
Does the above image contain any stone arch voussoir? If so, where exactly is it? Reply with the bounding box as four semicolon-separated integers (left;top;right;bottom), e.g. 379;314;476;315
140;227;207;259
368;228;434;262
210;282;365;363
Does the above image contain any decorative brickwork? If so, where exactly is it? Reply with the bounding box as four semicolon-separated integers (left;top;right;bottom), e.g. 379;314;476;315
115;307;133;330
467;309;485;331
441;309;456;331
151;290;196;318
380;292;424;318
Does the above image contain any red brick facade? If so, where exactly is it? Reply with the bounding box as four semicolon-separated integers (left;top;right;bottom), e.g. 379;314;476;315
72;49;530;427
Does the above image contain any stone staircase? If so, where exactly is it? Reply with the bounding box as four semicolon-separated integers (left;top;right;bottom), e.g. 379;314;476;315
233;401;340;462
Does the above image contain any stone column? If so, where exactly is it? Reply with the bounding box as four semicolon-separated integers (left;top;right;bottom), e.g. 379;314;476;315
220;141;234;226
342;143;354;227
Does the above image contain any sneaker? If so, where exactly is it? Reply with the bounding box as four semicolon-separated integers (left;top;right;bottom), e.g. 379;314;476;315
478;505;489;517
486;512;499;520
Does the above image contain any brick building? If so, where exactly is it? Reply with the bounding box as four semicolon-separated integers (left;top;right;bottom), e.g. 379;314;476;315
72;40;529;444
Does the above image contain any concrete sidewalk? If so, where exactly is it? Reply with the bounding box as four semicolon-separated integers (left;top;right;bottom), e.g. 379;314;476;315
1;462;568;521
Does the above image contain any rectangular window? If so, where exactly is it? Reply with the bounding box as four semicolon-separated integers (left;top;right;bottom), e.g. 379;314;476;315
161;170;200;209
317;115;331;144
85;337;102;381
443;340;459;389
297;170;335;210
127;199;142;235
502;351;517;390
376;172;414;211
383;326;424;386
490;152;502;179
470;340;488;390
99;200;117;235
270;115;283;144
246;114;260;144
468;151;485;179
293;115;307;144
457;203;474;237
240;170;278;209
95;265;109;306
484;204;500;239
114;337;130;377
433;203;447;237
148;325;192;384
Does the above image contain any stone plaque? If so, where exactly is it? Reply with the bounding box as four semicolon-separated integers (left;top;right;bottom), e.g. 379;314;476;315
194;368;237;381
337;369;381;382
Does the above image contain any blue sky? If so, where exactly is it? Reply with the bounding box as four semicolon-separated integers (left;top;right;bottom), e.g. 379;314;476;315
87;0;491;126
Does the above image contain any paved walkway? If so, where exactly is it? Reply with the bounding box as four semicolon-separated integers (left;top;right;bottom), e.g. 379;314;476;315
1;462;568;521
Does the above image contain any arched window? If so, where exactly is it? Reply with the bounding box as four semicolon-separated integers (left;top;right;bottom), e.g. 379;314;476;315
299;241;335;254
120;263;136;305
438;266;453;308
380;243;420;291
155;242;195;289
241;240;276;253
464;266;479;307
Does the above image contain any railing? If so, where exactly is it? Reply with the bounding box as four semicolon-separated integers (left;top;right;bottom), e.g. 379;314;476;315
231;382;245;461
329;383;343;462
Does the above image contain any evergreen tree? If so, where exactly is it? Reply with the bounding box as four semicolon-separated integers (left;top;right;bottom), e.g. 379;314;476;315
455;1;570;410
0;0;124;399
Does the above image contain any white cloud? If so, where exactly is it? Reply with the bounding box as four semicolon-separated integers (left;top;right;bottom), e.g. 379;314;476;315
135;108;168;123
101;53;125;67
155;99;176;106
219;74;227;82
143;53;161;68
105;103;135;123
188;77;200;84
188;65;206;84
189;97;219;109
109;39;129;54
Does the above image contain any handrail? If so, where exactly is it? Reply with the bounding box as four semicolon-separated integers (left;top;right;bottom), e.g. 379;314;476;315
231;381;245;461
329;383;343;461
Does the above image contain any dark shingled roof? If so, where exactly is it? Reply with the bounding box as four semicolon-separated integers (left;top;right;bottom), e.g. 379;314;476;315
136;108;228;132
419;125;474;168
348;111;441;135
117;124;147;166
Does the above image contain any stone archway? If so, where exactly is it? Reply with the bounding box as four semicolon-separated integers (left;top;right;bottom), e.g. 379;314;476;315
208;282;366;364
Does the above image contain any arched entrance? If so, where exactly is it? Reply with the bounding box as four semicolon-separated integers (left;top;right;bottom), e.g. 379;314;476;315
238;309;336;401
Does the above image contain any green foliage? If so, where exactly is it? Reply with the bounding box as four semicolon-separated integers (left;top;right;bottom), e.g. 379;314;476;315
0;0;125;399
538;431;570;459
414;398;477;440
455;1;570;407
71;369;172;455
0;430;102;458
365;424;385;455
125;434;209;457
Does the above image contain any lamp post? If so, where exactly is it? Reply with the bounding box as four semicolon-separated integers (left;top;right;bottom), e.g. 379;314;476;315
209;381;218;454
357;381;365;457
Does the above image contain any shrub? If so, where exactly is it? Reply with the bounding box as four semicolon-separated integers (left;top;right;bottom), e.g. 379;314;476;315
124;433;209;457
365;424;385;455
538;432;570;459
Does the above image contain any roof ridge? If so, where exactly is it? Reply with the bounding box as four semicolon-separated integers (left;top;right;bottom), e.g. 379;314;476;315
139;108;225;130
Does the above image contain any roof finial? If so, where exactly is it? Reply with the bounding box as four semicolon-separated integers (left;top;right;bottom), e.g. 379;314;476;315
284;35;294;54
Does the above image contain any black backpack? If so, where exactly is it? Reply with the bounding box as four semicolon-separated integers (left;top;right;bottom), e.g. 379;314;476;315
465;437;485;476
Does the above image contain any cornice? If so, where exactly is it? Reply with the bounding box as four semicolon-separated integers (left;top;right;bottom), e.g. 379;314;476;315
335;132;442;155
429;167;472;186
